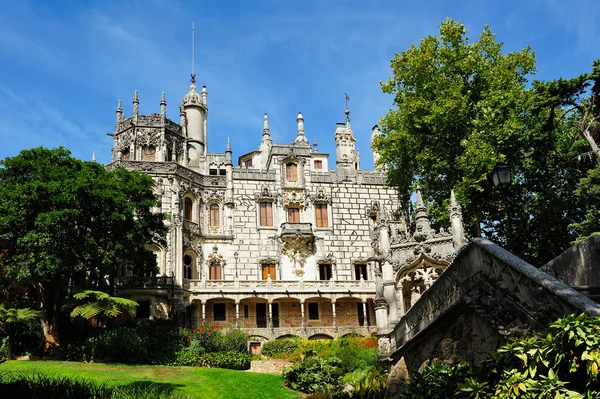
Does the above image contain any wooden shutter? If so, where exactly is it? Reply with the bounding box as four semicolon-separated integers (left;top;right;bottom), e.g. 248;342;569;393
315;204;328;227
288;207;300;223
210;204;220;226
260;202;273;226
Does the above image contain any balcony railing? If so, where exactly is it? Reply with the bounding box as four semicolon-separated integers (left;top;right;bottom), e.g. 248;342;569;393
184;279;375;291
280;222;314;242
181;314;374;330
116;276;174;289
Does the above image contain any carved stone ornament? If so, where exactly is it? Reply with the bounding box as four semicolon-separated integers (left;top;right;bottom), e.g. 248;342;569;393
313;187;331;203
366;200;381;219
255;185;275;202
283;189;306;208
205;245;225;266
281;235;314;273
204;190;224;206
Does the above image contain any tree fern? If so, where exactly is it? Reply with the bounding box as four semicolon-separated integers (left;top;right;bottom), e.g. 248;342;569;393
69;290;138;320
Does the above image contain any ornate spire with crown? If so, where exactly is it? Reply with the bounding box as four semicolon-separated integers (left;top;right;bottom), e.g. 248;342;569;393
295;112;309;145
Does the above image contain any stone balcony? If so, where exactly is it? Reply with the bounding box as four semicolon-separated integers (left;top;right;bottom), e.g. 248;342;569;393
279;222;314;243
183;278;375;294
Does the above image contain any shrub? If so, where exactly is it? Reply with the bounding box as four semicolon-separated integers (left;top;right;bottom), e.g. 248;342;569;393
222;329;248;353
284;354;345;394
262;337;301;359
94;327;146;363
199;351;253;370
136;319;185;364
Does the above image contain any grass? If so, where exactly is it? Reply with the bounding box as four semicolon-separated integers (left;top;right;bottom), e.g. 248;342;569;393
0;360;301;399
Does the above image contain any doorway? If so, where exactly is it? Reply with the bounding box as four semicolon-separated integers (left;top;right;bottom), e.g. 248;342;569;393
256;303;267;328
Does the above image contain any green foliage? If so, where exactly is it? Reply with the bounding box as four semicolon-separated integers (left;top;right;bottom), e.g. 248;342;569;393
0;305;40;359
135;319;186;365
284;354;345;394
374;18;599;264
94;327;146;363
0;147;167;347
397;314;600;398
261;337;301;359
70;290;138;320
197;351;253;370
571;165;600;240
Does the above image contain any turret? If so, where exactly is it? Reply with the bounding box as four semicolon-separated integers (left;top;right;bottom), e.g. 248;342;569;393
413;186;434;239
182;76;208;166
295;112;309;145
371;125;383;171
115;99;123;126
334;106;359;170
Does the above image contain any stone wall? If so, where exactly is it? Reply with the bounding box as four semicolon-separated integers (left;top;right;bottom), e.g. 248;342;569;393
250;360;293;374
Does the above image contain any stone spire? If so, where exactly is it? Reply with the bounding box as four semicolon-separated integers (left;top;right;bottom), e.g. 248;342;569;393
132;90;139;122
201;86;207;105
92;152;96;162
262;113;271;143
182;77;208;165
295;112;309;145
116;99;123;125
313;140;318;153
413;186;433;238
225;137;232;166
160;92;166;117
449;190;465;248
334;106;358;170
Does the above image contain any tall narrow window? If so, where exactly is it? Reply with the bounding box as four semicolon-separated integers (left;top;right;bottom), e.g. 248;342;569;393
209;204;220;227
183;255;193;279
184;198;193;221
319;263;332;280
315;203;328;228
214;303;226;321
286;163;298;181
259;202;273;226
262;263;277;280
355;263;368;280
287;207;300;223
314;160;322;169
209;261;222;280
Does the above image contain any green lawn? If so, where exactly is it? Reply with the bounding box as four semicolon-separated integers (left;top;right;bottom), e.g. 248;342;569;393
0;361;300;399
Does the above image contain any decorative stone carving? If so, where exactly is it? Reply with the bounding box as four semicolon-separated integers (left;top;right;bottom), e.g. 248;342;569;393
255;185;275;202
283;189;306;208
204;190;224;206
205;245;225;267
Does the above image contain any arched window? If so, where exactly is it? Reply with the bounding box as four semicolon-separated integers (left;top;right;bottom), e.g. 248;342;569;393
286;163;298;181
183;254;193;279
184;197;193;221
209;204;220;227
209;261;222;280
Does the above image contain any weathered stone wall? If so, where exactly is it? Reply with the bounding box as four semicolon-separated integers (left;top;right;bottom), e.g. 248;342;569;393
541;236;600;287
250;360;293;374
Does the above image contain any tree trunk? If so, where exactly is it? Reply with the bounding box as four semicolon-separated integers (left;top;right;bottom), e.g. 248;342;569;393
582;127;600;160
38;283;61;348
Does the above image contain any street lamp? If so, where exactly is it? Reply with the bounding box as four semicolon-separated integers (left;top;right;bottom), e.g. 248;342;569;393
492;164;511;189
234;251;239;279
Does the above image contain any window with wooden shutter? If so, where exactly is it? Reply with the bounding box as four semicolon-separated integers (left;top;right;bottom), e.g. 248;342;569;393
354;263;368;280
209;261;222;280
259;202;273;226
184;197;193;221
261;264;277;280
318;263;332;280
286;163;298;181
315;203;328;227
314;160;322;169
209;204;220;226
287;207;300;223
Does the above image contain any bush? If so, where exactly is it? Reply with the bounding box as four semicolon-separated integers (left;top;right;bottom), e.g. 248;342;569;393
222;329;248;353
136;319;185;364
284;354;345;394
262;337;301;359
199;351;253;370
94;327;146;363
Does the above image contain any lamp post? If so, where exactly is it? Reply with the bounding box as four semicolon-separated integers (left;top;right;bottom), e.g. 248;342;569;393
234;251;239;279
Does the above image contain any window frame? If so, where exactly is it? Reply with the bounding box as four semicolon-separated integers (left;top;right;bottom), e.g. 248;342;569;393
315;203;328;228
259;201;274;227
209;204;220;227
213;303;226;321
184;197;193;221
209;261;222;280
354;263;368;280
286;162;298;181
287;207;300;223
308;302;319;320
261;263;277;280
318;263;332;280
314;159;323;169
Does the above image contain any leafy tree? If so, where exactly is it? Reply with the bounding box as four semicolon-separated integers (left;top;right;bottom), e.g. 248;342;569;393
374;18;595;264
0;147;166;348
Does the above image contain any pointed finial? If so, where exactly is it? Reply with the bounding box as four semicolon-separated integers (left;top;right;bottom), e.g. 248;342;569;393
313;140;318;153
133;90;139;119
263;113;269;130
344;92;351;126
160;92;166;117
295;112;308;144
117;99;122;112
416;185;425;208
450;189;458;207
116;99;123;124
226;137;231;152
92;152;96;162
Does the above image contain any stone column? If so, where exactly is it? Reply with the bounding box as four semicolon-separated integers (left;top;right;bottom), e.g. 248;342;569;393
362;299;368;327
268;301;273;329
235;301;240;328
380;222;398;325
331;300;337;329
374;299;388;330
398;282;405;317
300;300;305;328
201;301;206;323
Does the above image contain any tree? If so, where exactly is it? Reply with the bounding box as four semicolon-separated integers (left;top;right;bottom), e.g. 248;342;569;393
374;19;594;264
69;290;138;323
0;147;166;347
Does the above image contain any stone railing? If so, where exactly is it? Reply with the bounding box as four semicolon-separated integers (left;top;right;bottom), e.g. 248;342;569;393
184;278;375;292
393;238;600;352
280;222;314;240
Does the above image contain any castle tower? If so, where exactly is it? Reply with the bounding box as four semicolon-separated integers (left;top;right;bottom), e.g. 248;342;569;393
334;104;359;170
182;76;208;167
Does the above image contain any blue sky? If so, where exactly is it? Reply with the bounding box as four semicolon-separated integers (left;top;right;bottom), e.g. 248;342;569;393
1;0;598;168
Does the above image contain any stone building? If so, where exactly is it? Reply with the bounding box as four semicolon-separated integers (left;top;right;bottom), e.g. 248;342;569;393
107;76;462;349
